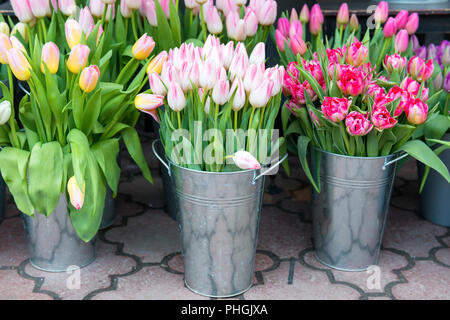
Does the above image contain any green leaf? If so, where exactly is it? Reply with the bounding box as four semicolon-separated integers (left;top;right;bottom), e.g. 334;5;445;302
122;127;153;184
154;0;174;51
169;0;181;47
81;88;102;136
395;140;450;184
424;114;450;142
91;139;120;197
28;142;63;216
297;136;320;192
67;129;90;189
0;148;34;215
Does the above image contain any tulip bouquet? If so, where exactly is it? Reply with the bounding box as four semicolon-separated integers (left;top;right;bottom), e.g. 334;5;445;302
0;15;155;241
281;35;450;192
135;35;285;172
274;1;419;71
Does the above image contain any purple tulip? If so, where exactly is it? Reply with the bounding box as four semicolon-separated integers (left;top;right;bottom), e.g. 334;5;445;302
442;46;450;67
427;44;437;61
433;72;443;90
443;72;450;93
411;34;420;52
416;46;427;60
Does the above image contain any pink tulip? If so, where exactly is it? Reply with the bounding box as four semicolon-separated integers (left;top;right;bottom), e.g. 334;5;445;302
321;96;351;123
299;4;309;23
205;6;223;35
65;19;82;49
345;111;373;136
309;11;322;35
0;34;12;64
311;4;323;24
125;0;142;10
199;60;217;90
244;63;264;93
384;53;407;73
407;56;435;82
395;29;409;53
41;42;60;74
289;20;303;39
221;0;239;17
290;34;307;56
29;0;51;18
404;98;428;125
167;82;186;112
160;0;176;19
226;11;246;41
395;10;409;29
121;0;133;18
277;17;289;37
371;106;397;131
249;78;273;108
132;34;155;60
337;3;349;27
134;93;164;122
229;78;246;111
89;0;104;17
244;8;259;37
268;65;284;97
258;0;277;26
349;14;359;32
79;65;100;93
290;8;298;22
405;12;419;35
141;0;157;26
387;86;411;117
58;0;77;16
374;1;389;24
221;41;234;69
79;7;95;35
11;0;34;22
179;61;193;92
161;63;179;87
212;79;230;105
338;65;365;96
67;177;85;210
383;17;397;38
184;0;199;9
249;42;265;65
67;44;91;74
275;29;287;52
232;151;261;170
346;41;368;67
229;52;248;80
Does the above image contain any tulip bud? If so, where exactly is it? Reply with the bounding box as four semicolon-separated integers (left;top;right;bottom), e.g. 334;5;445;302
58;0;77;16
65;19;82;49
29;0;51;18
167;82;186;112
79;65;100;93
0;22;10;36
444;72;450;93
349;14;359;32
132;34;155;60
416;45;427;60
11;23;30;43
337;3;349;27
411;34;420;52
384;53;406;73
67;176;85;210
126;0;142;9
120;0;132;18
226;11;246;41
433;72;443;91
383;17;397;38
67;44;91;74
244;7;259;37
290;8;298;23
408;56;435;82
395;10;409;29
141;0;157;26
6;48;32;81
0;34;13;64
146;51;168;75
405;98;428;125
276;17;289;37
299;4;309;23
229;78;246;112
11;0;34;23
249;79;273;108
232;151;261;170
41;42;60;74
79;7;95;35
212;79;230;105
395;29;409;53
442;46;450;67
405;12;419;35
290;34;307;56
205;6;223;35
135;93;164;122
89;0;104;17
249;42;265;65
374;1;389;24
0;101;11;125
149;72;167;95
309;11;322;35
258;0;277;26
427;44;437;61
243;63;264;93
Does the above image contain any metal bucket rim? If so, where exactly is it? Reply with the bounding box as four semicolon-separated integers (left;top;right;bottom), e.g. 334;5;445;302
166;157;262;176
314;147;399;160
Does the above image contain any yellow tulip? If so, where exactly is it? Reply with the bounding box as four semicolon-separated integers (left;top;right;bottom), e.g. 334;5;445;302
79;65;100;93
0;22;10;36
10;36;27;54
6;48;32;81
67;176;85;210
41;42;60;74
132;34;155;60
0;34;12;64
11;23;29;43
67;44;90;74
65;19;82;49
146;51;168;75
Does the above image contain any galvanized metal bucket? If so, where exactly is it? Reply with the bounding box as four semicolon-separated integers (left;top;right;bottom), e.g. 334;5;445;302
100;187;115;229
21;194;96;272
312;149;401;271
418;133;450;227
0;174;5;225
153;140;286;297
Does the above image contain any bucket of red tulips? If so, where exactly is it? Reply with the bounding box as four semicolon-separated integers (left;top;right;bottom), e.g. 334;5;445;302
135;35;286;297
281;30;450;270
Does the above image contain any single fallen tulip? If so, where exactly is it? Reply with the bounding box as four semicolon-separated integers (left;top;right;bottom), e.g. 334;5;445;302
0;100;11;125
232;150;261;170
132;34;155;60
67;44;91;74
6;48;32;81
41;42;60;74
67;176;85;210
79;65;100;93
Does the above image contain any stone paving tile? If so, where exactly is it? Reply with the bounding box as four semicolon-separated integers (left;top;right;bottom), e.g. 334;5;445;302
91;266;209;300
118;175;166;209
0;213;28;267
243;261;361;300
434;248;450;267
0;269;52;300
391;261;450;300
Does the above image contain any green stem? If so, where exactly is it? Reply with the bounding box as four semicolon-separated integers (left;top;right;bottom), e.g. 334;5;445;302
40;18;47;42
444;93;449;116
234;110;238;132
247;107;256;151
200;4;207;42
377;38;390;72
27;80;48;143
340;121;352;156
339;25;343;46
131;9;139;41
177;111;182;129
6;67;19;148
100;3;108;27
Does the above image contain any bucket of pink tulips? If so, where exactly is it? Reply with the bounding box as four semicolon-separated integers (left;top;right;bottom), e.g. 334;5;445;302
135;35;286;297
0;6;155;271
281;28;450;270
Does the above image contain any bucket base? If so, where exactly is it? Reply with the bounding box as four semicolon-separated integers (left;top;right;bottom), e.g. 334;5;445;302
29;255;96;273
314;252;376;272
185;280;253;298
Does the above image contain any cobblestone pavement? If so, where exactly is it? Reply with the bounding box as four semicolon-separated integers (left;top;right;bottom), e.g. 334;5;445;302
0;134;449;300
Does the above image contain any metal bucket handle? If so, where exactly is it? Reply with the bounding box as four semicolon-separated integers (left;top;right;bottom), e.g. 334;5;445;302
18;82;30;96
152;139;171;176
382;152;409;170
252;153;288;185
